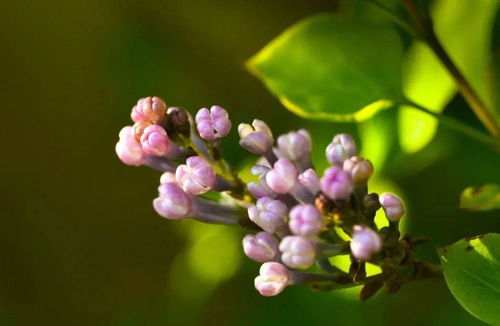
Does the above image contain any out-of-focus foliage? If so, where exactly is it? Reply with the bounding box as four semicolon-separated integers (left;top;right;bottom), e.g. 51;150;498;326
439;234;500;325
247;13;403;122
399;0;499;153
459;184;500;212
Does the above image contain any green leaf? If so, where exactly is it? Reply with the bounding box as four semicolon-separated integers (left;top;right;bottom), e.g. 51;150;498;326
459;184;500;212
438;234;500;325
247;13;403;122
399;0;499;153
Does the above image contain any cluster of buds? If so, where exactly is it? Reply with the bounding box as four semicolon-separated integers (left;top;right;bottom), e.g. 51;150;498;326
116;97;440;300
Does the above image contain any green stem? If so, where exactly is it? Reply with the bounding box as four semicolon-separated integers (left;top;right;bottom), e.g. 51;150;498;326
401;0;500;138
404;99;500;152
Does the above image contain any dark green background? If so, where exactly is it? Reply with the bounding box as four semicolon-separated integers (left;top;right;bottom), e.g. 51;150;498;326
1;0;499;325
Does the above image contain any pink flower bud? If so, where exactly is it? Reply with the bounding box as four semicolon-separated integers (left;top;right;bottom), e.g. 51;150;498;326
379;193;405;222
175;156;216;195
326;133;356;167
243;232;279;262
279;236;316;269
254;262;290;297
343;156;373;186
248;182;276;199
153;183;192;220
131;96;167;124
115;126;145;166
140;125;170;156
350;225;382;261
266;159;298;194
289;204;324;237
195;105;232;140
277;129;311;161
320;167;353;200
160;172;177;184
299;169;320;194
248;197;288;234
238;120;274;155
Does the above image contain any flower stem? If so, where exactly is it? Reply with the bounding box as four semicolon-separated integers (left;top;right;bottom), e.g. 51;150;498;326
401;0;500;138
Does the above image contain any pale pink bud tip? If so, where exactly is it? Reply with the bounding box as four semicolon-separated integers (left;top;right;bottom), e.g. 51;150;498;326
243;232;279;262
115;126;145;166
248;197;288;234
326;133;356;167
238;120;274;155
254;262;290;297
195;105;232;140
153;183;192;220
350;225;382;261
379;193;405;222
266;158;298;194
176;156;216;195
320;167;353;200
277;129;311;161
140;125;169;156
279;236;316;269
289;204;324;237
299;169;320;194
343;156;373;186
131;96;167;124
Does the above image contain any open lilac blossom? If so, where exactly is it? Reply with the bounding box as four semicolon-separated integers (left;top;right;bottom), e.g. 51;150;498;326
289;204;323;237
243;232;279;262
279;236;316;269
254;262;290;297
350;225;382;261
266;158;298;194
176;156;216;195
195;105;232;140
379;193;405;222
116;97;439;299
248;197;288;234
326;133;356;167
131;96;167;124
320;166;353;200
238;119;274;155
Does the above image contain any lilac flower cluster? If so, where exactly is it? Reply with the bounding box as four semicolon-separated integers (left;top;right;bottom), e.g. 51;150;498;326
116;96;433;300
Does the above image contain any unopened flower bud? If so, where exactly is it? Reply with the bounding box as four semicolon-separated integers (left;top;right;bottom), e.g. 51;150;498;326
238;119;273;155
326;133;356;167
379;193;405;222
277;129;311;161
115;126;145;166
195;105;232;140
289;204;324;237
132;121;152;138
248;197;288;234
140;125;169;156
320;167;353;200
160;172;177;184
167;107;190;136
343;156;374;186
266;159;298;194
131;96;167;124
299;169;320;194
243;232;279;262
175;156;216;195
279;236;316;269
153;183;192;220
248;182;276;199
350;225;382;261
363;193;381;212
254;262;290;297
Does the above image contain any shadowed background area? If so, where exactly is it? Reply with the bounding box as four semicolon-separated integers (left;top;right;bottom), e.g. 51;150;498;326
0;0;499;325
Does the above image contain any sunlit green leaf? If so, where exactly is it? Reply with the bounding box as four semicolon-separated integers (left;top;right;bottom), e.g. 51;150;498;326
399;0;498;153
438;234;500;325
247;13;403;122
459;184;500;212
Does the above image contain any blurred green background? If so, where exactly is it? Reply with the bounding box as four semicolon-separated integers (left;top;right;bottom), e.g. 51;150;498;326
1;0;499;325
